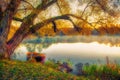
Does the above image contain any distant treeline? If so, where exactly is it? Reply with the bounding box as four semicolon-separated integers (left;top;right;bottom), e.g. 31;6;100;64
22;35;120;47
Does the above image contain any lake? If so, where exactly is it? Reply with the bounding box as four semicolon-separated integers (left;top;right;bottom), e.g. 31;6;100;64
42;42;120;64
12;35;120;65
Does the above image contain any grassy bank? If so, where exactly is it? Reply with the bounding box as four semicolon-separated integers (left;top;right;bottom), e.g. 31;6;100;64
1;60;120;80
0;60;86;80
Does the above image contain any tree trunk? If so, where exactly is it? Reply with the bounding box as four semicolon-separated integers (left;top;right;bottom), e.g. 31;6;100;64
0;35;7;59
7;32;27;56
0;39;9;59
6;0;57;56
0;0;21;59
0;12;10;59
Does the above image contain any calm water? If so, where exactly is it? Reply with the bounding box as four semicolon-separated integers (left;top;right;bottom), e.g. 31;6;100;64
12;35;120;64
41;42;120;64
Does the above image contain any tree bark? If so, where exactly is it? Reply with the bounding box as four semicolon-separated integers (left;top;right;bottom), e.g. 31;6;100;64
7;0;57;56
7;14;89;56
0;0;21;59
7;30;28;56
0;12;10;59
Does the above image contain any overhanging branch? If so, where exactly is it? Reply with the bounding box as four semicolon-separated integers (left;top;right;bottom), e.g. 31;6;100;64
28;14;92;34
95;0;117;17
52;21;57;32
7;0;58;55
8;0;57;43
13;17;23;22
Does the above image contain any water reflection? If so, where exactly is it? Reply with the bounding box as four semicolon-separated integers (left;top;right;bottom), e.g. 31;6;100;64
12;35;120;64
42;42;120;64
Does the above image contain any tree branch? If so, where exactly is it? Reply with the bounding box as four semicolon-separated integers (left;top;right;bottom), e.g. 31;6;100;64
95;0;108;11
95;0;117;16
22;0;35;9
0;7;3;21
52;21;57;32
80;1;93;17
6;0;21;13
28;14;93;35
67;14;93;27
8;0;57;43
56;0;63;14
13;17;23;22
7;0;57;55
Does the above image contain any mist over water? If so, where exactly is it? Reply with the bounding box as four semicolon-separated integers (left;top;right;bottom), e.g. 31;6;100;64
42;42;120;64
13;36;120;64
11;45;28;61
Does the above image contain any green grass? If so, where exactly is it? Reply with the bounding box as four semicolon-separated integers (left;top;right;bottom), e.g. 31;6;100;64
1;60;120;80
83;64;120;80
0;60;88;80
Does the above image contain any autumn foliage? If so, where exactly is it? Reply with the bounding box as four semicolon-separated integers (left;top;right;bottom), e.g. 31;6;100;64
97;24;120;35
27;52;46;63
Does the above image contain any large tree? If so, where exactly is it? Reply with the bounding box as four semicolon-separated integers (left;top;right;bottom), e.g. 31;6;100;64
0;0;119;59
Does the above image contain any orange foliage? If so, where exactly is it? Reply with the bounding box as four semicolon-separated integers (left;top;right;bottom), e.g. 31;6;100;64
27;52;46;63
58;0;70;14
37;23;56;36
27;52;46;58
98;24;120;35
79;27;92;35
60;28;78;35
55;20;73;28
7;25;19;41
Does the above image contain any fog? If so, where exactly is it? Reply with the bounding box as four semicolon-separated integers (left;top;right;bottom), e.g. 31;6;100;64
42;42;120;64
12;35;120;64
